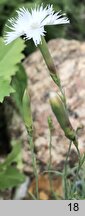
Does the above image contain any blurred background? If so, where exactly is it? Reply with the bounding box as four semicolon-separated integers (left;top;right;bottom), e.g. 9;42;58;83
0;0;85;55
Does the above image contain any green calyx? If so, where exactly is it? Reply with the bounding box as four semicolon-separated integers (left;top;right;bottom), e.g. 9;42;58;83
38;36;60;87
50;92;78;146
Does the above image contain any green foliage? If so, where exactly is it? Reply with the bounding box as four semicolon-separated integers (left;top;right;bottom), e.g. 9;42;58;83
0;142;25;190
0;38;25;78
0;0;8;5
0;167;25;190
0;37;25;102
0;78;14;102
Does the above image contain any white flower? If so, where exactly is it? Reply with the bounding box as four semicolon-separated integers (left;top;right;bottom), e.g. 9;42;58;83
4;5;69;46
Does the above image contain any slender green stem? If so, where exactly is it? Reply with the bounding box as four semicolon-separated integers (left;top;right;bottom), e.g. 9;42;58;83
28;192;36;200
22;91;39;199
64;141;82;199
47;117;57;199
28;129;39;200
63;141;72;199
70;149;84;198
48;127;53;194
49;128;52;169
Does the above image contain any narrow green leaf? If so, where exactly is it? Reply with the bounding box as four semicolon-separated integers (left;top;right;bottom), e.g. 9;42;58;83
12;63;28;114
22;90;33;130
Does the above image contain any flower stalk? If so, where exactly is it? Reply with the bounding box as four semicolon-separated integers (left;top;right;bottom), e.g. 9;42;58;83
22;90;39;199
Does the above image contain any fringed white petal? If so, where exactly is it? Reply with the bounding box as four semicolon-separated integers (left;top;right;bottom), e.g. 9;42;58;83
41;11;70;26
4;31;22;45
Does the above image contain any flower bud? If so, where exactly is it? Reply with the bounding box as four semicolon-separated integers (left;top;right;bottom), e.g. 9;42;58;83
50;92;78;146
